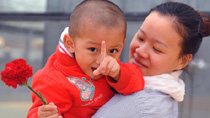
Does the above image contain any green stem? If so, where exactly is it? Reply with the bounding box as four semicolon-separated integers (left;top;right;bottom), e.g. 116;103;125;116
23;83;47;105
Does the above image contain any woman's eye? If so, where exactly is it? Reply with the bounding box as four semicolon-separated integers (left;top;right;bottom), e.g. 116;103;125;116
153;48;162;53
138;37;144;41
89;48;97;52
110;49;118;54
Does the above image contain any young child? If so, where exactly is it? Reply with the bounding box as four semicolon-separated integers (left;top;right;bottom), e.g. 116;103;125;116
93;1;210;118
27;0;144;118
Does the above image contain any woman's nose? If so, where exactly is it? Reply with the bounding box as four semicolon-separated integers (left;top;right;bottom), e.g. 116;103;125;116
135;44;149;58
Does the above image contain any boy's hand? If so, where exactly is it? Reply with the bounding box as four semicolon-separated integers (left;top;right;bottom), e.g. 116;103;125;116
38;102;62;118
93;41;120;81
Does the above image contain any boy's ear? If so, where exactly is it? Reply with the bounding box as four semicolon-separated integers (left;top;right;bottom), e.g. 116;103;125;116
63;34;75;53
176;54;192;70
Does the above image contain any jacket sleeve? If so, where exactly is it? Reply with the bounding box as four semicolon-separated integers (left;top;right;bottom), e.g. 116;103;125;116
106;62;145;95
27;70;72;118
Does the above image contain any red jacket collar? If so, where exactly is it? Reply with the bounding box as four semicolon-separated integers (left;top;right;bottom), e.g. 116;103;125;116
56;45;77;67
54;45;89;78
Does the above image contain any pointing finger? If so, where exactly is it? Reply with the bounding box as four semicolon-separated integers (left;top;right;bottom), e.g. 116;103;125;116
101;41;107;61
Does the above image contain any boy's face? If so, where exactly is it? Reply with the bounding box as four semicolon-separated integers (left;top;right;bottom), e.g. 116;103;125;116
70;25;125;79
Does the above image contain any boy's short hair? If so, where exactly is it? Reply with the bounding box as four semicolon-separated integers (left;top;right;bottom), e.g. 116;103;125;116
69;0;126;39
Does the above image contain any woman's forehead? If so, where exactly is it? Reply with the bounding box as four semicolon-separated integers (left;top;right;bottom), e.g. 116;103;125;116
140;12;182;49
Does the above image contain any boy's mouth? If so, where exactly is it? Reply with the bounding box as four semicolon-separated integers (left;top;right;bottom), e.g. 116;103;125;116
91;67;103;79
91;67;97;72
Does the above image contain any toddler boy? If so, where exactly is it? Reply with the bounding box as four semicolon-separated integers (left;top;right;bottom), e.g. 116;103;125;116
27;0;144;118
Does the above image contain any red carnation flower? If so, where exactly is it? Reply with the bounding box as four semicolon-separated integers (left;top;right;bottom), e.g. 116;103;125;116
1;58;47;105
1;58;33;89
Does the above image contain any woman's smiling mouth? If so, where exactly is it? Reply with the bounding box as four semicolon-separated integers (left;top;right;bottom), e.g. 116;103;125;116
131;58;148;68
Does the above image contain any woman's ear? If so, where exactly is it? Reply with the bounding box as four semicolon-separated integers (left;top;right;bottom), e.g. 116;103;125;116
176;54;193;70
63;34;75;53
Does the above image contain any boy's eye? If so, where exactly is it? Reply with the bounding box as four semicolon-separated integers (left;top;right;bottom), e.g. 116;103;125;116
110;49;118;54
89;48;97;52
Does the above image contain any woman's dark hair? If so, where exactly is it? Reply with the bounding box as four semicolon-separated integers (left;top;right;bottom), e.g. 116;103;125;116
150;2;210;56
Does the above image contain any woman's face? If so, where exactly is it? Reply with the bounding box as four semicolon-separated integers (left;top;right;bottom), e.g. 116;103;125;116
129;11;187;76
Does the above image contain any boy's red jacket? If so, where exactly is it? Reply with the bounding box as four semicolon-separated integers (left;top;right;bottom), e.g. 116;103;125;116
27;46;144;118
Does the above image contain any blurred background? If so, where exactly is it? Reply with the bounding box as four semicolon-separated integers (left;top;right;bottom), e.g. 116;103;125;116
0;0;209;118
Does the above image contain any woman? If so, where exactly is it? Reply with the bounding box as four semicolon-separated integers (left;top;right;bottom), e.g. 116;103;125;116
93;1;210;118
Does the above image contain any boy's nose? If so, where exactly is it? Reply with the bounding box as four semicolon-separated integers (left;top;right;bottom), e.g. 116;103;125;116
96;55;102;65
